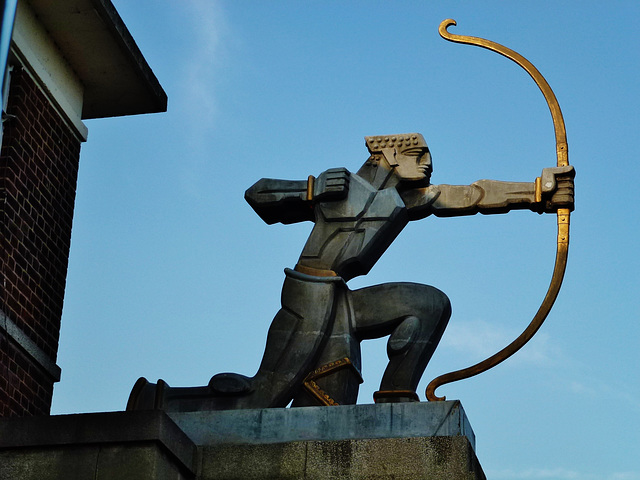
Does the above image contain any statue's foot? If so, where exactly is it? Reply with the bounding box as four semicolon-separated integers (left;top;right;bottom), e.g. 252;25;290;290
126;374;255;412
208;373;253;395
126;377;158;410
373;390;420;403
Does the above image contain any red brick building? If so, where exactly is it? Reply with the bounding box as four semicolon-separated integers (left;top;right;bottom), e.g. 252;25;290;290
0;0;166;417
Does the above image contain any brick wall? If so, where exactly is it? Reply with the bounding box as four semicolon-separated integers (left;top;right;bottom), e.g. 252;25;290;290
0;65;82;416
0;330;54;416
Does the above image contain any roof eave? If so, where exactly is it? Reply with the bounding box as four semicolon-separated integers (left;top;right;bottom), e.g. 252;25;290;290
26;0;167;119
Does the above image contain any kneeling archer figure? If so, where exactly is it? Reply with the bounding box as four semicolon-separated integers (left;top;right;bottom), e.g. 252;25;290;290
128;133;574;411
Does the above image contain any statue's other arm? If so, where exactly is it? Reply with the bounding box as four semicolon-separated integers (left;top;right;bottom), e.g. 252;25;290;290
403;166;574;219
245;178;311;224
245;168;350;225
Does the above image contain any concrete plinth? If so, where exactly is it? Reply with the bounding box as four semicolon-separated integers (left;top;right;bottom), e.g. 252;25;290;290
0;410;197;480
199;435;483;480
168;400;476;449
0;401;485;479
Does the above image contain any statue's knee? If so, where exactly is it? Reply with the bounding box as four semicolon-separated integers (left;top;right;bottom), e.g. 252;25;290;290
419;285;451;320
436;289;452;319
387;316;420;355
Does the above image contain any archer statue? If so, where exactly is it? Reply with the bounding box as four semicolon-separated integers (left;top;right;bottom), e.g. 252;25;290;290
127;132;574;412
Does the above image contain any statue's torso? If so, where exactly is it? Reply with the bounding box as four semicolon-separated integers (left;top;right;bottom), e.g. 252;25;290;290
298;174;409;281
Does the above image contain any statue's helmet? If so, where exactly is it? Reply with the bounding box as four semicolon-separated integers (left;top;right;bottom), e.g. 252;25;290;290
364;133;428;155
363;133;432;182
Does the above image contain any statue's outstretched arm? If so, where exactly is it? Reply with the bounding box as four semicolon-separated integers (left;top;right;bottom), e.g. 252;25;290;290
403;166;574;218
435;180;533;216
245;168;350;225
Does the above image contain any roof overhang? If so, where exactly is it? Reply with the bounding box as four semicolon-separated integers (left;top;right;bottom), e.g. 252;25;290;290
24;0;167;119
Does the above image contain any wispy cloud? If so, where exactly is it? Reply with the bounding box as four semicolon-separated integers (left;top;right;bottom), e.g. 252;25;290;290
491;467;580;479
567;380;596;396
440;319;560;367
175;1;230;198
568;378;640;411
609;474;640;480
441;321;640;413
490;468;640;480
181;0;228;129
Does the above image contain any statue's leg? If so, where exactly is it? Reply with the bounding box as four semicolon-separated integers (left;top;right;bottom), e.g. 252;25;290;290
291;284;363;407
127;268;340;412
238;269;343;407
351;282;451;402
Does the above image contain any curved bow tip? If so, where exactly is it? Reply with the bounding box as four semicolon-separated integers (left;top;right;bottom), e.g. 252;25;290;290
425;381;446;402
439;18;457;37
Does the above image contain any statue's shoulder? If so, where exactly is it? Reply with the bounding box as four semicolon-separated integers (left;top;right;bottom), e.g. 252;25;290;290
319;174;406;221
399;184;440;218
316;173;370;220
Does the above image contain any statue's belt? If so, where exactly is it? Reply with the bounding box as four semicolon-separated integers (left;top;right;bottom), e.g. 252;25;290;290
294;263;338;277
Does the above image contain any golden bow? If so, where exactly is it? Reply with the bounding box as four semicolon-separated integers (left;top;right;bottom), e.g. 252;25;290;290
426;19;571;401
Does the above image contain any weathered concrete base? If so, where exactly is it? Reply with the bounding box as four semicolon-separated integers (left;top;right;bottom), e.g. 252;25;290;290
168;400;476;449
200;436;483;480
0;401;485;479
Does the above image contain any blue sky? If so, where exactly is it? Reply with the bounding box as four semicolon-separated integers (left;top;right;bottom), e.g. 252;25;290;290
51;2;639;479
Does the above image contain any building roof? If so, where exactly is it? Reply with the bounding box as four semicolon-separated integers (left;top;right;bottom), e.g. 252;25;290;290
26;0;167;119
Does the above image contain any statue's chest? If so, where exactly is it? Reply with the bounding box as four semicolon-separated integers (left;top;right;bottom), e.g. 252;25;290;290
317;176;405;225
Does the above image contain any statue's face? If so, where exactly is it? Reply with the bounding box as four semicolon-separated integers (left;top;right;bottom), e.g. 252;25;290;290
393;147;432;182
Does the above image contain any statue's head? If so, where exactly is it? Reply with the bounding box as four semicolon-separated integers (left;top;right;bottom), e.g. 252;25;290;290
364;133;432;182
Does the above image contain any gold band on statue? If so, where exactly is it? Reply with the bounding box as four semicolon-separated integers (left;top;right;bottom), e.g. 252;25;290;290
306;175;315;202
535;176;542;203
294;263;338;277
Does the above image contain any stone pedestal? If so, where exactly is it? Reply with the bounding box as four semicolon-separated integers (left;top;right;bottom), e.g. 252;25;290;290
198;436;482;480
0;401;485;479
0;410;196;479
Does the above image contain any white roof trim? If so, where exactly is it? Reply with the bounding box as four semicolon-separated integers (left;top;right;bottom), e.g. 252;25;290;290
12;1;88;141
